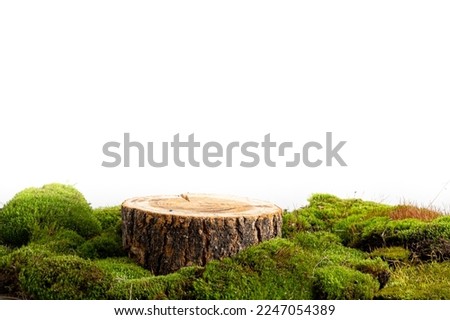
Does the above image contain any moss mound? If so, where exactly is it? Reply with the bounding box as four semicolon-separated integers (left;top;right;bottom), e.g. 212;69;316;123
283;194;391;237
107;267;202;300
194;238;315;299
78;233;125;259
377;261;450;299
0;245;53;296
335;212;450;261
313;265;379;299
0;184;101;247
19;254;112;299
94;257;152;280
193;233;388;299
32;229;86;255
93;206;122;233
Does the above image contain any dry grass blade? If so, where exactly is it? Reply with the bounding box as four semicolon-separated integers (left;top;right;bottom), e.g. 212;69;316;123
389;205;442;221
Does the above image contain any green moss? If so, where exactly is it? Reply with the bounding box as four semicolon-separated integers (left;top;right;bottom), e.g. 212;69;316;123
0;245;54;296
19;254;112;299
0;245;10;257
107;267;202;300
307;194;391;223
370;246;410;261
294;231;342;250
0;183;101;247
193;259;263;299
294;232;390;287
193;234;389;299
358;217;415;250
313;265;379;299
318;195;450;264
95;257;152;280
283;194;391;238
400;220;450;261
0;245;53;268
234;238;318;299
93;206;122;233
377;261;450;299
332;213;369;245
32;229;86;255
5;189;450;300
194;238;318;299
78;232;125;259
283;209;326;236
350;258;390;288
337;214;450;262
295;231;367;265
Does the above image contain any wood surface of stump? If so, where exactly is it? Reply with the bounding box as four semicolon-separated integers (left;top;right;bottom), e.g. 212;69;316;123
122;194;282;275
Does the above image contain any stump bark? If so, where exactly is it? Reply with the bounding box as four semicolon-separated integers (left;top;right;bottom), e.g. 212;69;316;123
122;194;282;275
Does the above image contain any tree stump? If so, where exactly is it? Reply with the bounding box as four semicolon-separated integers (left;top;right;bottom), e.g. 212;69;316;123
122;194;283;275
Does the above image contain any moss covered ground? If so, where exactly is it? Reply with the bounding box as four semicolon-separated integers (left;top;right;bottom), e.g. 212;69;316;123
1;184;450;299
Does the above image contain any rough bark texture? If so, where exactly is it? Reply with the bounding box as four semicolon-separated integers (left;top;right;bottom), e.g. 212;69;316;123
122;194;282;275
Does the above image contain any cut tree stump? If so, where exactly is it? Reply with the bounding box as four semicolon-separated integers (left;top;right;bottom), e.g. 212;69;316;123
122;194;283;275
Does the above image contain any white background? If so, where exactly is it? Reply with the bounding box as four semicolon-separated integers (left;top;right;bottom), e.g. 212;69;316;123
1;1;450;211
2;300;450;319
